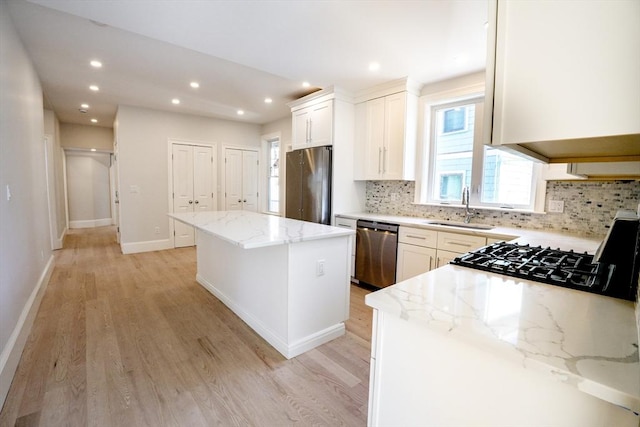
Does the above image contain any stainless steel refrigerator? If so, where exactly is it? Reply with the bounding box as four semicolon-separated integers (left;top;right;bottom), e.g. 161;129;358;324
285;146;332;225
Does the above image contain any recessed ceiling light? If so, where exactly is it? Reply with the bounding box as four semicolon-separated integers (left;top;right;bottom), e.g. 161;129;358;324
91;118;98;123
368;62;381;71
237;110;245;115
264;98;272;104
89;85;99;91
302;81;310;88
90;60;102;68
90;148;97;152
190;81;200;88
172;98;180;105
80;103;89;109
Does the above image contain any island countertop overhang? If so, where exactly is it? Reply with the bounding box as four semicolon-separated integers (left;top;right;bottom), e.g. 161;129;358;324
169;211;354;249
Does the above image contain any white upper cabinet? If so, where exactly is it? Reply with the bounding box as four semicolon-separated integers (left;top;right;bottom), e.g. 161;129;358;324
485;0;640;162
354;81;419;180
291;99;333;150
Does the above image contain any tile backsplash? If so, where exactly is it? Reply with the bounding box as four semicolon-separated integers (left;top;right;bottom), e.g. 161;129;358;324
365;180;639;238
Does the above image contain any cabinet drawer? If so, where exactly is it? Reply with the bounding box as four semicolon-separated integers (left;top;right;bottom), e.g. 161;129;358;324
437;232;486;253
398;226;437;248
335;217;357;230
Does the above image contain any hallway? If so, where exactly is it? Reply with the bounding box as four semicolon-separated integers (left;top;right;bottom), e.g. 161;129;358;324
0;227;371;426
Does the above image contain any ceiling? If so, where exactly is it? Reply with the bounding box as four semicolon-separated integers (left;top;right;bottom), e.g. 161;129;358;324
7;0;488;127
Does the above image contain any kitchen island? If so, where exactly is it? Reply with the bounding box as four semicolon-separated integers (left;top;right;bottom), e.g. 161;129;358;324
169;211;354;359
365;259;639;426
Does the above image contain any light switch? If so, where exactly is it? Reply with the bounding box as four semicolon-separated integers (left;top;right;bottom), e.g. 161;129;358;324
129;185;140;194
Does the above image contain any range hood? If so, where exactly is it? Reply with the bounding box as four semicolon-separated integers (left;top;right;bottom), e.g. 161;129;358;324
512;134;640;164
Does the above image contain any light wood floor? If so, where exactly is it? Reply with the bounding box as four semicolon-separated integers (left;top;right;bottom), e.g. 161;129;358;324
0;227;373;427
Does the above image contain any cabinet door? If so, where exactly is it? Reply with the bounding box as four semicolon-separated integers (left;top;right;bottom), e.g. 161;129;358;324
489;0;640;147
436;249;461;268
383;92;407;180
363;97;386;179
309;100;333;147
292;108;310;150
397;243;436;282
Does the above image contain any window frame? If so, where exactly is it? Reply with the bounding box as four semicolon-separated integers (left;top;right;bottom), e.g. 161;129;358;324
415;84;545;213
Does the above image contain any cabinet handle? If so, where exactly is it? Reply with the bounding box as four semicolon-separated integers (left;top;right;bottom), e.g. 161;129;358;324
378;147;382;174
406;234;426;240
308;119;313;143
383;147;388;173
448;241;473;247
337;224;352;228
429;256;433;271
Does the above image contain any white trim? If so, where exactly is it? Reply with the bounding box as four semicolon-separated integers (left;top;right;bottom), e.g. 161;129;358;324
69;218;112;229
121;238;173;254
0;255;55;408
261;132;282;215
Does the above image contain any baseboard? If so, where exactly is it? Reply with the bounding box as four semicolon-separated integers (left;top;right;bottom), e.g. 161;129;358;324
53;226;67;250
121;238;173;254
0;254;55;408
69;218;112;229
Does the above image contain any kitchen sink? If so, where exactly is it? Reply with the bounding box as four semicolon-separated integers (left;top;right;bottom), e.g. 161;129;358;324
424;220;494;230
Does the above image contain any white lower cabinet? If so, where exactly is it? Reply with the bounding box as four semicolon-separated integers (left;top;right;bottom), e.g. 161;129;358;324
334;216;357;277
397;227;488;280
396;226;437;281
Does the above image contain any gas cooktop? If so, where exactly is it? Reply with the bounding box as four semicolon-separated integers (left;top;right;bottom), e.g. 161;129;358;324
451;242;615;297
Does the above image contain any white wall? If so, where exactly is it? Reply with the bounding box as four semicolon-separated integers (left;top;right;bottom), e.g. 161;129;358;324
0;3;55;407
66;151;112;228
115;105;261;253
60;122;114;151
44;109;67;243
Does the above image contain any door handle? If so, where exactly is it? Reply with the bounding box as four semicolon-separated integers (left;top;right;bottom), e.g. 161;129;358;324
243;199;247;203
194;200;199;204
188;200;193;204
238;199;242;203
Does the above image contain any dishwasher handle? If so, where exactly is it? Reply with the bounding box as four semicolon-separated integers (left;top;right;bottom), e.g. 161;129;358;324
356;219;399;233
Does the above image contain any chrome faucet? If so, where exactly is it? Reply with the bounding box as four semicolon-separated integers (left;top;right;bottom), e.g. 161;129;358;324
461;186;477;224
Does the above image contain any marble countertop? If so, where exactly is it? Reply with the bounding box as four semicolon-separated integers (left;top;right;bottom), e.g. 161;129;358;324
336;212;602;253
354;211;639;414
169;211;354;249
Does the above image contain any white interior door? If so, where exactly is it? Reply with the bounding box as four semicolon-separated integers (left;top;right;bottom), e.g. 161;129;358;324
224;148;259;211
242;150;259;212
172;144;195;247
225;148;243;210
193;146;214;212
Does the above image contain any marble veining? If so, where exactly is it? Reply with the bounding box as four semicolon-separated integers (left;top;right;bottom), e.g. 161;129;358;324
366;266;640;413
169;211;354;249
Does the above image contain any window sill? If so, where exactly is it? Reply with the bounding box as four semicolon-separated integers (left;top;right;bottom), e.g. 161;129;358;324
415;201;546;215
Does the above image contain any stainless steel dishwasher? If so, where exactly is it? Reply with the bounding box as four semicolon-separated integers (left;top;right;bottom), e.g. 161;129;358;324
355;219;399;288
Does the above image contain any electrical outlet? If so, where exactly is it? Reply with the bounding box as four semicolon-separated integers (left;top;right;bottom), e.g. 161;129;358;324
154;226;160;234
548;200;564;213
316;260;325;276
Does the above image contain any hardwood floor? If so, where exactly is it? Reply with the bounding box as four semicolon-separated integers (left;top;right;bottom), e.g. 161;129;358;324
0;227;373;427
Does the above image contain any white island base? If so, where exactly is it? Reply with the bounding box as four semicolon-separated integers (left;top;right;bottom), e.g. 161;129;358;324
169;211;354;360
196;230;350;359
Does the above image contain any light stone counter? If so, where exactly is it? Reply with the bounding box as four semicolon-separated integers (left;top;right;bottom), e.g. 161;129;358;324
170;210;354;249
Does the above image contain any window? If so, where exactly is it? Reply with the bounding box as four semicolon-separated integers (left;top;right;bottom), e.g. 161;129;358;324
267;139;280;213
420;96;540;211
441;107;467;134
